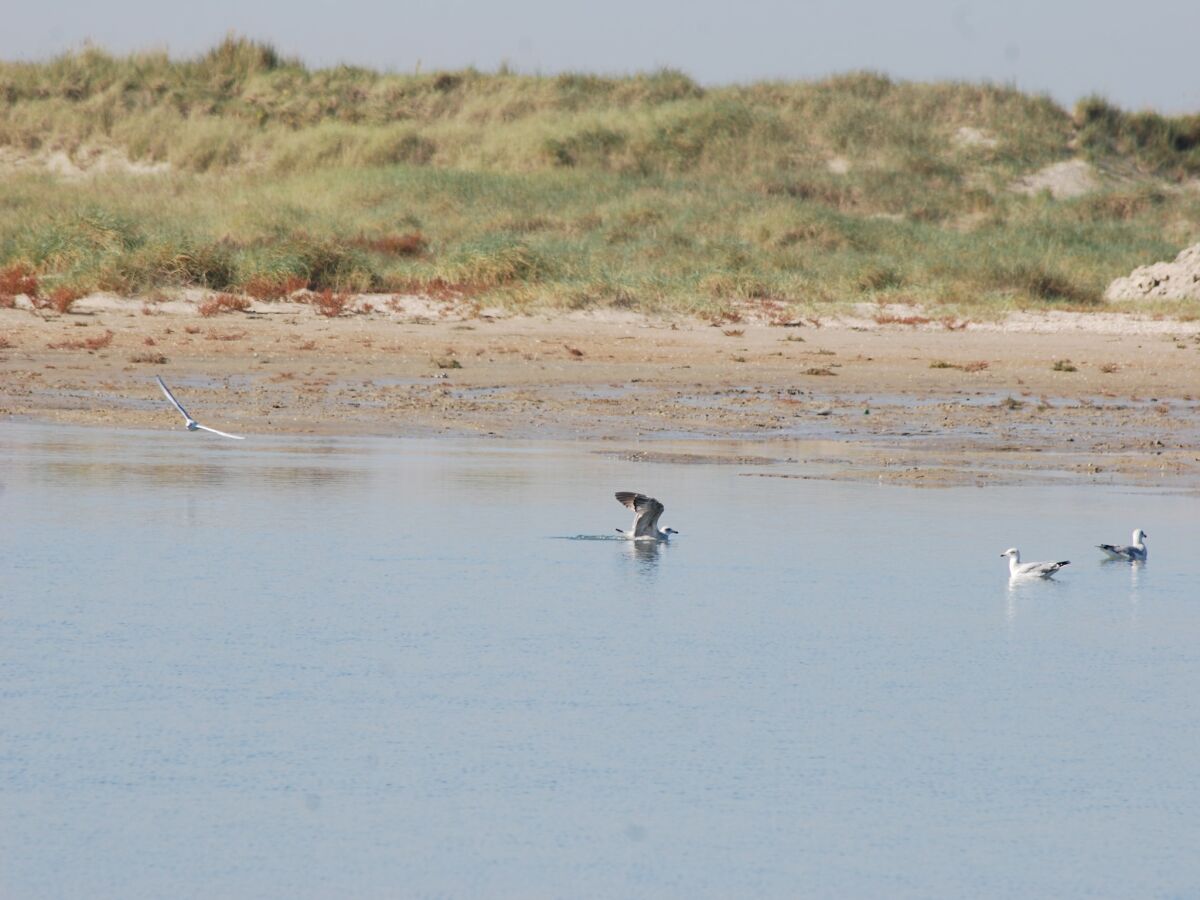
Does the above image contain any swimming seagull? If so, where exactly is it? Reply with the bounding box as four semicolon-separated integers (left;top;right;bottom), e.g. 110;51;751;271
615;492;678;541
1001;548;1069;580
1098;529;1148;561
155;375;245;440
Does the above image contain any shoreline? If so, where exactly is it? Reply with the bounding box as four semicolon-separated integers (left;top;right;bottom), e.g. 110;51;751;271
3;297;1199;488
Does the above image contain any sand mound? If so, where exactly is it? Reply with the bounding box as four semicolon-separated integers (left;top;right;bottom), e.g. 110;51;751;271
1010;159;1098;199
1105;244;1200;302
953;126;998;149
0;145;170;178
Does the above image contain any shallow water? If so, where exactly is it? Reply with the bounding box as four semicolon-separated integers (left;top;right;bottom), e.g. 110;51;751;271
3;421;1199;899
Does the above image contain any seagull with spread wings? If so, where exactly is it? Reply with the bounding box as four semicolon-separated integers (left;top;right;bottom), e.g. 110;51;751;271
615;492;678;541
155;375;245;440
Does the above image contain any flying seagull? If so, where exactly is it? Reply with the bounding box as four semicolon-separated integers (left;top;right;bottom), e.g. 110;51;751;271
1098;528;1148;562
155;375;245;440
615;491;678;541
1001;548;1069;580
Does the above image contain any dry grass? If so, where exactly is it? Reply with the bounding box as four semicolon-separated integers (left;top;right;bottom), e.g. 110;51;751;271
128;351;168;364
198;293;251;317
0;263;38;298
350;232;428;257
311;290;351;317
47;286;82;314
930;359;989;371
48;329;113;350
23;285;84;313
243;273;307;300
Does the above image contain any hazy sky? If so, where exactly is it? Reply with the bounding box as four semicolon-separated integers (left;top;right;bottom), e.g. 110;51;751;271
8;0;1199;112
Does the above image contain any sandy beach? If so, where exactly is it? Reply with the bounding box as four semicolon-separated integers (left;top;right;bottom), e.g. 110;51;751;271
3;295;1199;488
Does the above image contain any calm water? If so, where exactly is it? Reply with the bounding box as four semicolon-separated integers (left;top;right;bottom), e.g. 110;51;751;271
3;422;1199;899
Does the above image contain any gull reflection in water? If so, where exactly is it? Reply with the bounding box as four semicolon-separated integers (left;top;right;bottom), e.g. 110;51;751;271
1004;575;1065;623
1128;560;1144;623
623;538;664;573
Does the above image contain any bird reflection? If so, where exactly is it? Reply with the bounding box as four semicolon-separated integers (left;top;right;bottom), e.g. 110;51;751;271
623;537;664;573
1003;579;1027;624
1128;560;1144;620
1004;576;1065;623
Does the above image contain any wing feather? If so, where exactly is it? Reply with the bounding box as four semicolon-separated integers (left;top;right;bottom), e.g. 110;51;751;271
156;375;192;422
637;500;664;536
615;492;665;537
1016;559;1069;577
195;424;245;440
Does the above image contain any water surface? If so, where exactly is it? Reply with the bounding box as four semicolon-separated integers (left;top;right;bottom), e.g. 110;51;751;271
3;422;1198;898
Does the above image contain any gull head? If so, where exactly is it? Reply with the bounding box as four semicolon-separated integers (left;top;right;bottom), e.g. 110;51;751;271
1000;548;1020;560
664;527;679;536
1134;528;1147;544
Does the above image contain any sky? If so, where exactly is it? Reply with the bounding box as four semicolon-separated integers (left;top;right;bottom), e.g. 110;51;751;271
7;0;1199;112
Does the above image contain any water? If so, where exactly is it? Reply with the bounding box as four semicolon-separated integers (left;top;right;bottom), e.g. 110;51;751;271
3;422;1199;899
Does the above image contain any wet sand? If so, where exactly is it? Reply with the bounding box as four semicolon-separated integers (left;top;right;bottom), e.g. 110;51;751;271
3;296;1199;487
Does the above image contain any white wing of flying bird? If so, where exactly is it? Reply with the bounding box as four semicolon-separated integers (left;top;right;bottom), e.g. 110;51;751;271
1001;548;1069;580
192;423;247;440
1098;528;1148;561
156;375;245;440
615;491;677;541
156;375;194;423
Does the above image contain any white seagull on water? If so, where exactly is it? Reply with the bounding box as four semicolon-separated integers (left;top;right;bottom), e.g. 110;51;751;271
615;492;678;541
1001;548;1069;580
156;375;245;440
1098;528;1148;561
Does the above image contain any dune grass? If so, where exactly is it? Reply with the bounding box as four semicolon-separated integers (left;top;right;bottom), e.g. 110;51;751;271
1;38;1198;315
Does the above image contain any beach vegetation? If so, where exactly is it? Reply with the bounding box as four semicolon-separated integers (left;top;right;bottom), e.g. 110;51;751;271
2;39;1199;316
